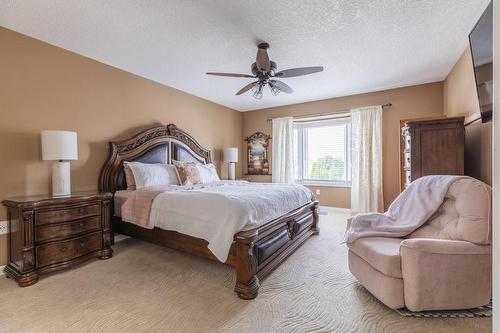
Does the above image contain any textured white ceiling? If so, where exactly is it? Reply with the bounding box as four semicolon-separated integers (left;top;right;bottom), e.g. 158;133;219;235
0;0;490;111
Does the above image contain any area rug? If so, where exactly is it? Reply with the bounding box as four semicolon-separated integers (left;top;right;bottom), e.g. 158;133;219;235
396;302;492;318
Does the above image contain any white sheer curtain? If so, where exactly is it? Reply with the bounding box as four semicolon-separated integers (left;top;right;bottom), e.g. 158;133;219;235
272;117;295;183
350;105;384;214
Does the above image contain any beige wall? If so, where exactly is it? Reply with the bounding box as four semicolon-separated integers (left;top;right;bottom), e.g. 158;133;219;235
0;28;243;265
242;82;445;209
444;47;492;185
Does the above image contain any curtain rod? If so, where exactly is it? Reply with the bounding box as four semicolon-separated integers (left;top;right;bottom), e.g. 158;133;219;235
266;103;392;122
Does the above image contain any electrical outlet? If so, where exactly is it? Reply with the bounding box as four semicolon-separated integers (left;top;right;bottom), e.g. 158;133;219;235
315;189;320;196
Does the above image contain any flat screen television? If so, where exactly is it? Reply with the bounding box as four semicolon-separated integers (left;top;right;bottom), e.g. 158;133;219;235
469;1;493;123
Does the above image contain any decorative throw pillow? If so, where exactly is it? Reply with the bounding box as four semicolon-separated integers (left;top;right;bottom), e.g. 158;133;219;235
125;161;180;189
123;163;137;190
173;160;202;185
197;163;221;183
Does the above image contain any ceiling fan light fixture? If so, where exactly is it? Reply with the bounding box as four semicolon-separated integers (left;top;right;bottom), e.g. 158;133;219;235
269;83;280;96
251;83;260;94
253;83;264;99
253;90;263;99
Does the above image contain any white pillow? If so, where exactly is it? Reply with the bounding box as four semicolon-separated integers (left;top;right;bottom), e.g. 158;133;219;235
197;163;221;183
125;162;180;189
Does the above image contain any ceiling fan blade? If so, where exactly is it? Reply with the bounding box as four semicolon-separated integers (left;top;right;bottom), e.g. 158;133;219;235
271;80;294;94
207;72;255;78
256;43;271;72
274;66;324;78
236;81;259;95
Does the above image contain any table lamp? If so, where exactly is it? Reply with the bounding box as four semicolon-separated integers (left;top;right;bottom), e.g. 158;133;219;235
223;147;238;181
41;130;78;196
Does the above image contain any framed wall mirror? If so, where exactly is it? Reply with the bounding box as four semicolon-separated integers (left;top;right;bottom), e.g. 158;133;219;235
245;132;271;175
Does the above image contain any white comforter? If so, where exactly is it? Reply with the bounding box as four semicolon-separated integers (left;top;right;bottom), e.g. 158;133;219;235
148;181;314;262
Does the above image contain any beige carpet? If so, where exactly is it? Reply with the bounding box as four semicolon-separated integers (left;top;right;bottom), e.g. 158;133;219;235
0;208;491;333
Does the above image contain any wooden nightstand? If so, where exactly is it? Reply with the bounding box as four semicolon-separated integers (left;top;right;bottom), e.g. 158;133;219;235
2;192;113;287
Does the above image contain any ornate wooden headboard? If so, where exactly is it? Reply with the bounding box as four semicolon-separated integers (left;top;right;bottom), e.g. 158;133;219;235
99;124;211;193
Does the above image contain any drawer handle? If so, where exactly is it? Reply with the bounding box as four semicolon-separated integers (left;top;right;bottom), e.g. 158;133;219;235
59;244;69;252
80;241;85;248
79;222;85;227
78;208;85;214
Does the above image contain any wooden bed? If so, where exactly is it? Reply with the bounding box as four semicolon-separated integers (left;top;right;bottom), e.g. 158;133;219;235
99;124;319;299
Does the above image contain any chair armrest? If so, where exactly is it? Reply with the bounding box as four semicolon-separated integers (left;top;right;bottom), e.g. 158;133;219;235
400;238;491;311
400;238;491;255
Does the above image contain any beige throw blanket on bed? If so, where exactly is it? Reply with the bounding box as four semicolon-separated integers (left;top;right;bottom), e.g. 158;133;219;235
344;175;468;244
120;185;176;228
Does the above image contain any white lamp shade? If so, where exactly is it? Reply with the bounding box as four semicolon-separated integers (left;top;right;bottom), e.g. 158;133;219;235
41;130;78;161
223;148;238;163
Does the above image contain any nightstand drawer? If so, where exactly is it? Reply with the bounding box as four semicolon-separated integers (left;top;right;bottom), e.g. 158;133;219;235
36;231;102;268
36;203;101;225
35;216;101;242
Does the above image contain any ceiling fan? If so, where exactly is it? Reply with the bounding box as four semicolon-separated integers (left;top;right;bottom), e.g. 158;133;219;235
207;43;324;99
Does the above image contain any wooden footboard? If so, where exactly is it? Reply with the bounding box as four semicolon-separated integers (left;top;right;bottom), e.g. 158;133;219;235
234;200;319;299
114;200;320;299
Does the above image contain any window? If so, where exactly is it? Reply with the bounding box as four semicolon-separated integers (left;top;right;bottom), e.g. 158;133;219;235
294;117;351;186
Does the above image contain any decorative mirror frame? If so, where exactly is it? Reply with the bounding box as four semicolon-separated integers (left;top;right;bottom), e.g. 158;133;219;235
244;132;271;175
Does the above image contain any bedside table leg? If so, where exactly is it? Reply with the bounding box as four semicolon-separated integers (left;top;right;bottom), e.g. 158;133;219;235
18;273;39;287
98;248;113;260
4;265;39;287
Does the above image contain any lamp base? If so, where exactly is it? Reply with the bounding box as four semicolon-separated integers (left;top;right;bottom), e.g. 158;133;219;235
52;161;71;196
228;162;236;181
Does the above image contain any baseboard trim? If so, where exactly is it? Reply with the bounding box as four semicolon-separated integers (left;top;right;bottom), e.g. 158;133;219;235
0;265;5;276
114;233;130;243
0;221;7;235
320;206;351;214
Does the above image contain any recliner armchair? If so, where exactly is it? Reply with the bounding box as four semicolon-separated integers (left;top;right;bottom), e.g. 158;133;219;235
347;178;492;311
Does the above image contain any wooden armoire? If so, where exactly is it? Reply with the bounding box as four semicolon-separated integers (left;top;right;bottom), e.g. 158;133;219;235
400;116;465;191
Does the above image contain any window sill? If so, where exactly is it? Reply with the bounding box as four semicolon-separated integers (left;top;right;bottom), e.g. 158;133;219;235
297;181;351;188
